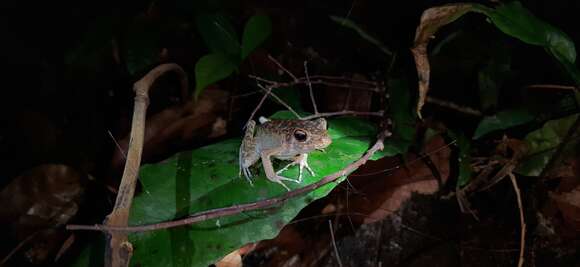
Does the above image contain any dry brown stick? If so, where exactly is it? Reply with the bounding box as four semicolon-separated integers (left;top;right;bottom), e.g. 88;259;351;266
268;54;298;81
0;231;39;265
102;63;187;267
525;84;578;91
509;172;526;267
328;220;343;267
301;110;384;120
304;61;319;114
255;83;302;118
247;75;381;92
67;130;389;233
426;96;483;117
245;83;275;127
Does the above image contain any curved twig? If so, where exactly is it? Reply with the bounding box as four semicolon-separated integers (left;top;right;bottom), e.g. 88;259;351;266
102;63;188;267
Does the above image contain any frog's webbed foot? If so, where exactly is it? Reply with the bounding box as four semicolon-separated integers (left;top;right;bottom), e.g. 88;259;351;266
276;154;315;183
239;166;254;186
267;174;300;191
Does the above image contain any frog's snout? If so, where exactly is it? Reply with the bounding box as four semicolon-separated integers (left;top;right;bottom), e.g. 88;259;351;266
318;135;332;149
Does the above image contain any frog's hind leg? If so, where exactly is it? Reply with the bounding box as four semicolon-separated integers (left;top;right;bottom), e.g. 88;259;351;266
239;120;259;185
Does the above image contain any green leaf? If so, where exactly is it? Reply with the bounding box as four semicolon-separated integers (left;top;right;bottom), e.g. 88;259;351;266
196;13;241;62
473;1;579;85
194;53;236;98
473;109;535;139
240;15;272;60
329;15;393;56
515;113;579;176
72;111;380;267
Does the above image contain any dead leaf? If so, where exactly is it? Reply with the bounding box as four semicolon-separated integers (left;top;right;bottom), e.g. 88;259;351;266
411;3;474;118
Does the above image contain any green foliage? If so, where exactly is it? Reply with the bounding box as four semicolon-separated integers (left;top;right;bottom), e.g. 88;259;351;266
515;113;579;176
473;109;535;139
368;79;417;161
241;15;272;60
194;53;237;99
71;111;382;267
329;15;393;56
196;13;241;62
472;1;580;85
194;14;272;99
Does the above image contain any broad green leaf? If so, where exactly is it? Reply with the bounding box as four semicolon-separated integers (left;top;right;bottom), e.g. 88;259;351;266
240;15;272;60
329;15;393;56
380;78;416;158
194;53;236;99
71;111;381;267
196;13;241;62
472;1;579;86
515;113;579;176
473;109;535;139
474;1;576;63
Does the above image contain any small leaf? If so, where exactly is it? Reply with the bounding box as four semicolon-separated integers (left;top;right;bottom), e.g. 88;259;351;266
515;113;579;176
194;53;236;98
196;13;241;62
241;15;272;60
329;15;393;56
473;109;535;139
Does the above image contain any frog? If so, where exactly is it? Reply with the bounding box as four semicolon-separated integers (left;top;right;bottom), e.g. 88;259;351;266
239;116;332;191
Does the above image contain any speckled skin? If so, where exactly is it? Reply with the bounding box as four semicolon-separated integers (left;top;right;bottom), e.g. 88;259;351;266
239;117;332;191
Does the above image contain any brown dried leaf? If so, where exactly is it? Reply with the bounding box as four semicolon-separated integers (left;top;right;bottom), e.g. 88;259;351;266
412;3;474;118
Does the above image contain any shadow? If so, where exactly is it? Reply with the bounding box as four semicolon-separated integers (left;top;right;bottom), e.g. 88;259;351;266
169;152;194;266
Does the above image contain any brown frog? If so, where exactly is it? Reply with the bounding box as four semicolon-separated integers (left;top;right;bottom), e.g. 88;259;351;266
239;116;332;191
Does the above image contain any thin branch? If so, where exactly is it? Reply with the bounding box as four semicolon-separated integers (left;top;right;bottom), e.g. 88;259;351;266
1;231;39;265
268;54;298;81
328;220;343;267
256;83;302;119
525;84;578;91
301;110;384;120
66;130;390;233
509;172;526;267
304;61;318;114
245;83;274;128
426;96;483;117
247;75;381;92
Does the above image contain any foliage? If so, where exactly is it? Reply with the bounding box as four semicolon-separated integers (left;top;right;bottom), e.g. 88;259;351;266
71;111;385;267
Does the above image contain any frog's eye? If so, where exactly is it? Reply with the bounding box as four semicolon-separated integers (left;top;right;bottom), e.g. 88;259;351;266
293;129;308;142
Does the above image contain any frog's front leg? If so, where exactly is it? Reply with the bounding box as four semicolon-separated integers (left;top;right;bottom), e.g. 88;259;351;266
276;154;315;183
261;148;300;191
239;120;260;185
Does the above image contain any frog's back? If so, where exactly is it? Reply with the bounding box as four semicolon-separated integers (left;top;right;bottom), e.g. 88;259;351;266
255;120;289;151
